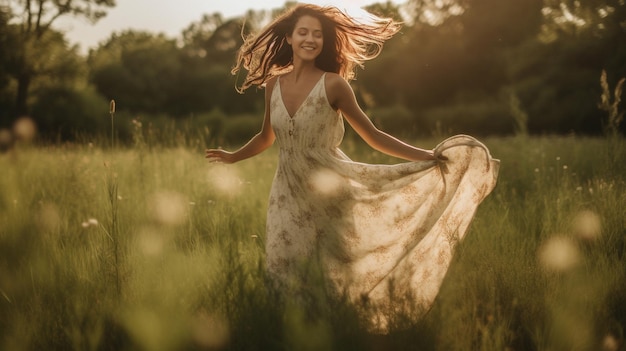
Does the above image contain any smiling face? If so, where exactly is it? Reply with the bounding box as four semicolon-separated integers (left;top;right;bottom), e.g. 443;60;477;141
286;15;324;63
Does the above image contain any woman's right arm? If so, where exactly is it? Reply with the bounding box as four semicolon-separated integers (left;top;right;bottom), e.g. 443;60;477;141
205;79;277;164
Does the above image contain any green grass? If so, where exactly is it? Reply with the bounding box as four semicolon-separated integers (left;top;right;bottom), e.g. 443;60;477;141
0;135;625;350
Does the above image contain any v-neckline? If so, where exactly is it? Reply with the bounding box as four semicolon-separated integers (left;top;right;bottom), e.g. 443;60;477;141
278;73;325;119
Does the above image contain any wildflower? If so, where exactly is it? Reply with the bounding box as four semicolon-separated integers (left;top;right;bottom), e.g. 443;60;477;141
0;128;12;148
149;191;188;226
602;333;619;351
538;235;580;272
82;218;99;228
132;119;142;128
563;165;568;170
572;210;601;241
13;117;37;142
207;166;243;197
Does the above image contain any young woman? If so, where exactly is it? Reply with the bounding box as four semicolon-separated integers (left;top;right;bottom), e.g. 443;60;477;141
205;3;499;331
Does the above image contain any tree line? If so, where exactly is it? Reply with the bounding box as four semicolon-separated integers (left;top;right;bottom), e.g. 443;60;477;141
0;0;624;143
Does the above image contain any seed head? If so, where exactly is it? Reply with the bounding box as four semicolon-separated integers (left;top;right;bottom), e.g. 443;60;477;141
110;100;116;114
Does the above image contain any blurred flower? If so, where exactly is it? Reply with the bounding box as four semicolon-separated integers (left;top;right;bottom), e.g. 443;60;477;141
191;312;229;349
602;333;619;351
0;128;12;149
132;119;142;128
207;166;242;197
149;191;188;226
81;217;99;228
310;169;344;196
13;117;37;142
572;210;601;241
538;235;580;272
137;227;165;256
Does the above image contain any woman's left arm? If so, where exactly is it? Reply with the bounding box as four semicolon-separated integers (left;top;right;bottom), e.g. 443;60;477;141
327;74;437;162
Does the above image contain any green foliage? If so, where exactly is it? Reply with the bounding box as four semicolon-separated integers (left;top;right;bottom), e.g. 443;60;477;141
88;31;182;115
30;85;110;140
367;104;417;138
0;135;625;350
1;0;626;139
422;91;512;136
2;0;115;118
222;115;264;146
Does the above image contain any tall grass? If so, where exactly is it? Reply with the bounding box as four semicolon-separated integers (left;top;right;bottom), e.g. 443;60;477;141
0;133;624;350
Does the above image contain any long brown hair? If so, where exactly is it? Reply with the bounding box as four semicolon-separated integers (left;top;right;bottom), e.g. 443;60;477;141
232;4;401;92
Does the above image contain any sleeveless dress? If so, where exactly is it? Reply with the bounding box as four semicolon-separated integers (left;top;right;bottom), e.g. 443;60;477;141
266;73;499;330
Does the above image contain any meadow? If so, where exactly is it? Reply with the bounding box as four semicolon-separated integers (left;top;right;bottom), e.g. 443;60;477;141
0;132;625;351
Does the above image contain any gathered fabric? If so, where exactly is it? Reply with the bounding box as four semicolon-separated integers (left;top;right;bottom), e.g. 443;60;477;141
266;73;499;331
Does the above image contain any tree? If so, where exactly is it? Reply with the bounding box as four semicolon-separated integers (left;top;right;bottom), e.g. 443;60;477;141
0;7;15;124
89;31;181;115
6;0;115;119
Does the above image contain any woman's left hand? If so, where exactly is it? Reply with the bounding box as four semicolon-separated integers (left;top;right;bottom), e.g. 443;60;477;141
205;148;235;164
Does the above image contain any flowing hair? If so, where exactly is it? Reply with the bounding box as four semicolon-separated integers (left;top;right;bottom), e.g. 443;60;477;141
232;4;401;92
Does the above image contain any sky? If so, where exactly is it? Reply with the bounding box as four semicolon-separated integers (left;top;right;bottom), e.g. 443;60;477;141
54;0;403;54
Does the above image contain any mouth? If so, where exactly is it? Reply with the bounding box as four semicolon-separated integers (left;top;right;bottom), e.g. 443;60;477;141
301;46;317;51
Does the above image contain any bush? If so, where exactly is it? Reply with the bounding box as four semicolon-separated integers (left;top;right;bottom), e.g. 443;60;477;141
222;115;263;146
423;94;513;136
30;85;111;140
367;104;420;138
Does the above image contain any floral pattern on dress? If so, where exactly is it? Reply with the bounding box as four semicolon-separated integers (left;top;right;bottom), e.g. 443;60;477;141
266;73;499;331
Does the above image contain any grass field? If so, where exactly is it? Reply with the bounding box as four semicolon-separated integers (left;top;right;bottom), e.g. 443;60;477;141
0;134;625;350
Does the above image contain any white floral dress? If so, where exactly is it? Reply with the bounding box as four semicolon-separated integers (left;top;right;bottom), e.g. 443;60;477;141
266;73;499;329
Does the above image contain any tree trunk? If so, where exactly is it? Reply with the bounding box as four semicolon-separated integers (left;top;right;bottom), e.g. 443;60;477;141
15;72;31;117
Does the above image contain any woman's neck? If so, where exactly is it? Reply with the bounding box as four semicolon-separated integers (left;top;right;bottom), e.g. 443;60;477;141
289;60;321;82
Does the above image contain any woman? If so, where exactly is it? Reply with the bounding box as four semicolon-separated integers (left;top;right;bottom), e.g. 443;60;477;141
205;4;499;331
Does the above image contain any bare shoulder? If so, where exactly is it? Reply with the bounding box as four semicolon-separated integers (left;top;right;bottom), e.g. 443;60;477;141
324;73;353;107
324;72;349;90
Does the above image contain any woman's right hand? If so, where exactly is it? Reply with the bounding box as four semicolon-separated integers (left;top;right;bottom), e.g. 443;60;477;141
205;148;236;164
